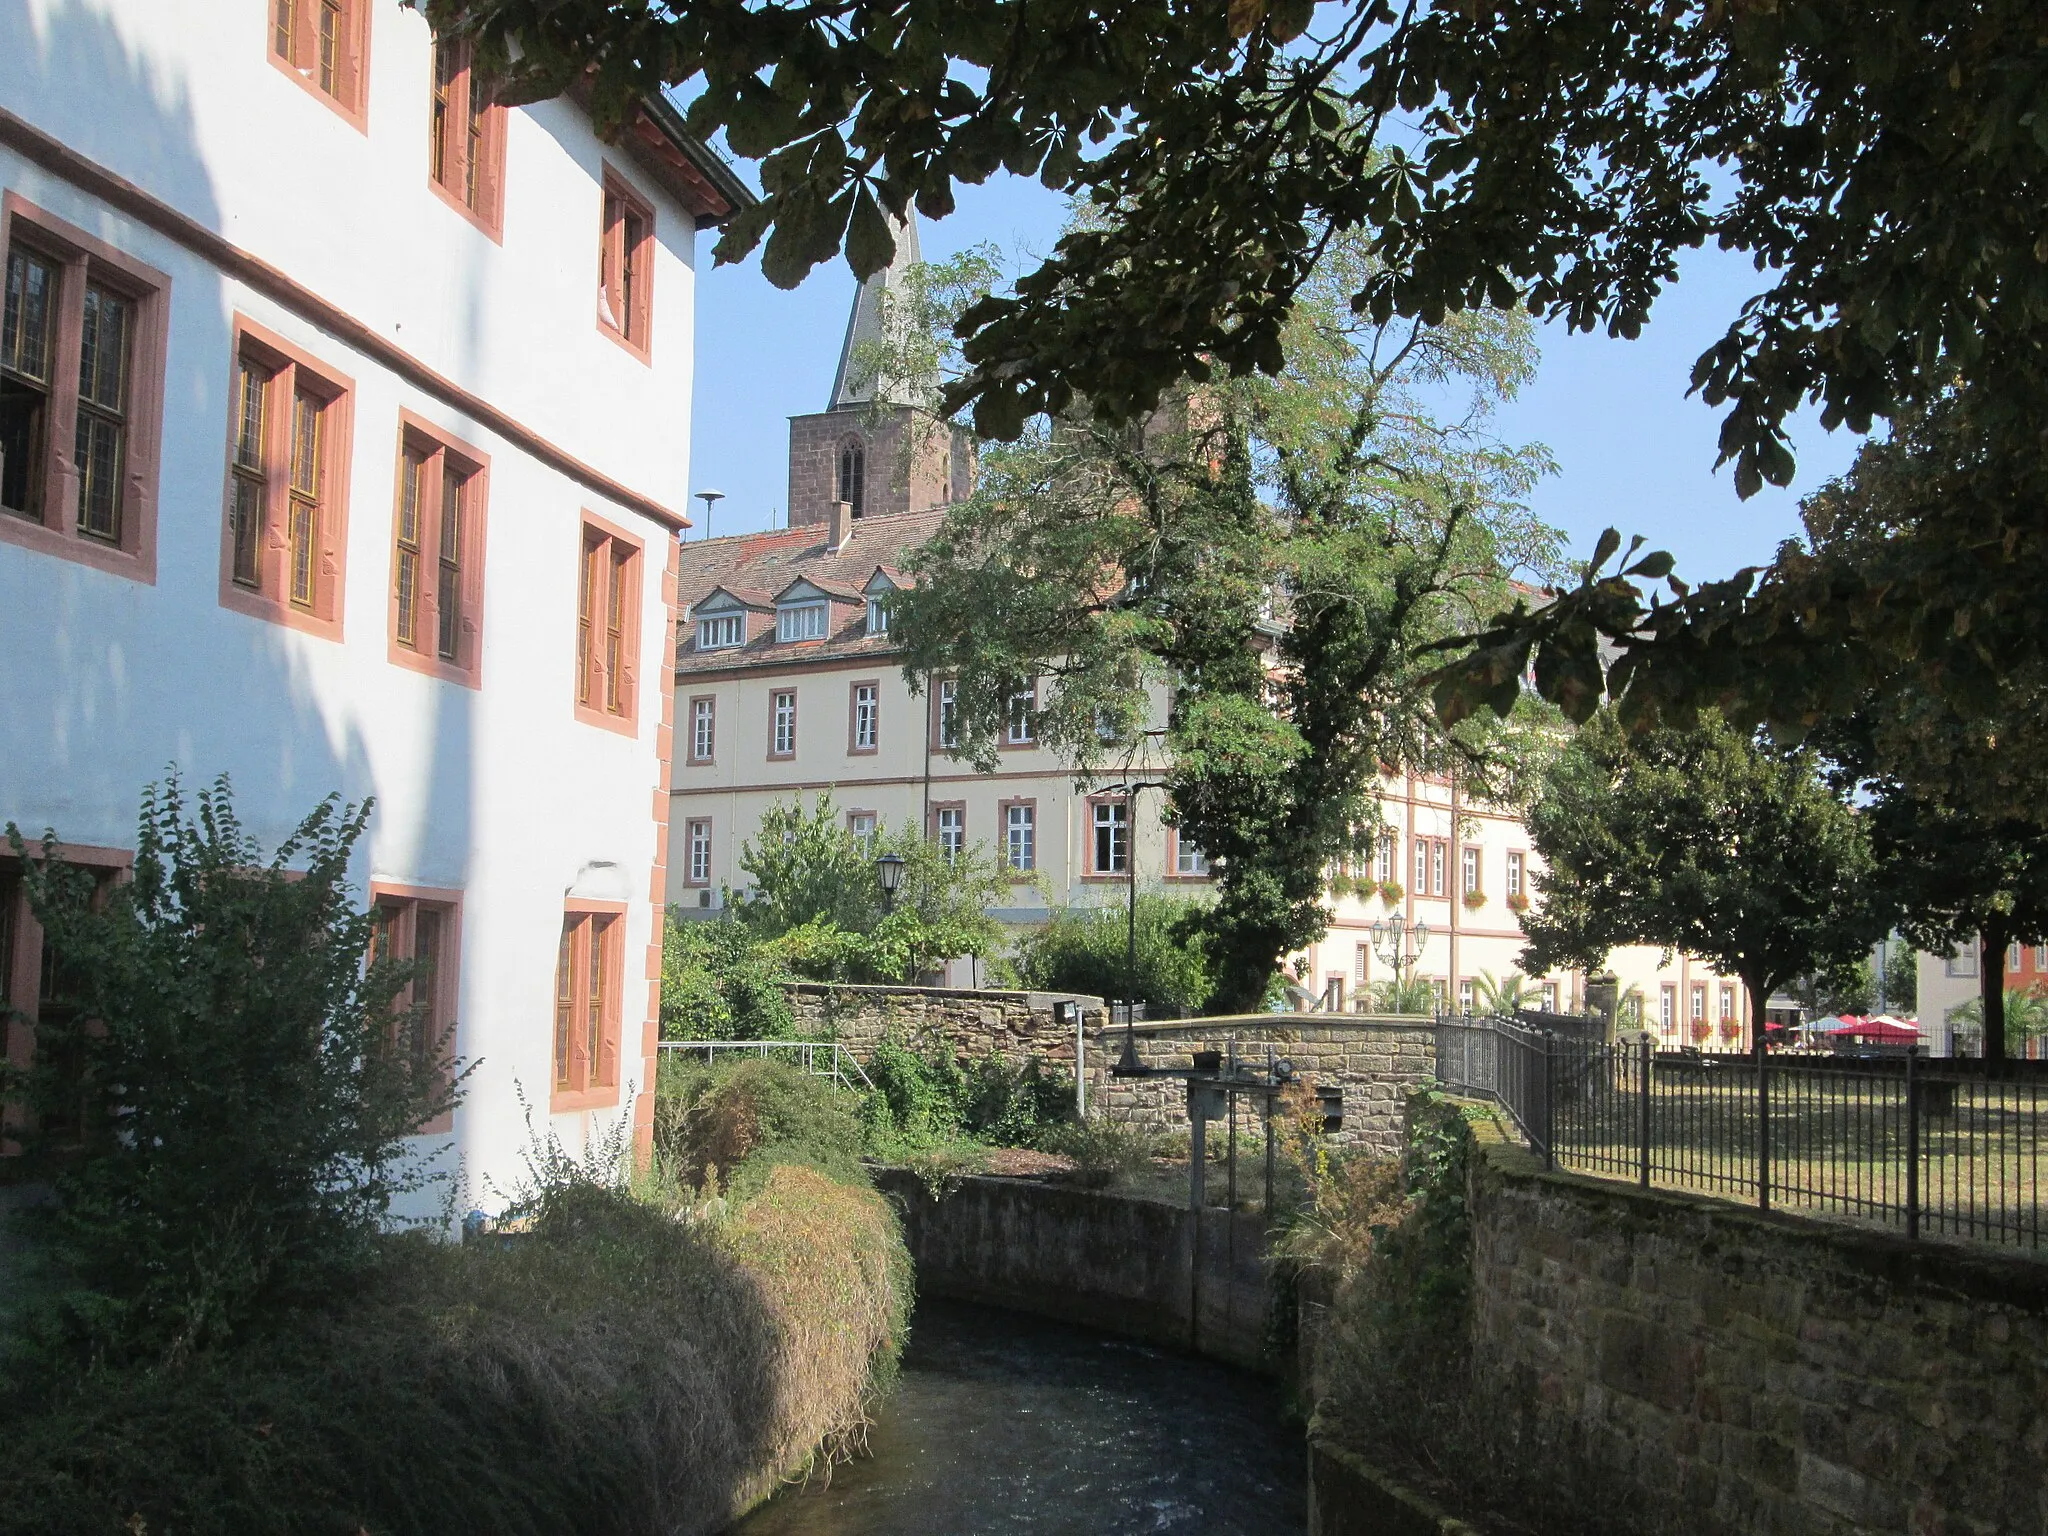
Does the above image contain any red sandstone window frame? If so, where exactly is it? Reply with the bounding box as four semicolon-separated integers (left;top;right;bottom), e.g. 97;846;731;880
1083;794;1130;881
768;688;798;760
267;0;372;132
1354;943;1370;985
1165;825;1212;881
0;843;132;1154
999;797;1037;877
551;899;626;1112
848;678;881;756
596;166;655;363
1000;678;1038;749
928;801;967;865
387;410;490;689
369;882;461;1136
682;819;713;889
217;314;354;639
0;193;169;584
1506;850;1524;899
574;510;644;735
686;694;716;764
427;32;508;240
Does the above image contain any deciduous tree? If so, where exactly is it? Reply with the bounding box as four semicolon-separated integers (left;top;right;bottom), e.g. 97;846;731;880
1520;711;1877;1039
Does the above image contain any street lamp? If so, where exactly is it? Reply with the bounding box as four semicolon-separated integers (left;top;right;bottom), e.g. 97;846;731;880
1367;916;1432;986
874;852;905;912
693;488;725;540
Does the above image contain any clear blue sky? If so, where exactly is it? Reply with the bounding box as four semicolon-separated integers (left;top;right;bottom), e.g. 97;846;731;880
687;174;1863;585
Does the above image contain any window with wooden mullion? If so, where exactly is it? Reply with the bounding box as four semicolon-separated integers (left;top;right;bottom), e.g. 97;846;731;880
604;544;627;713
430;36;497;218
436;464;463;662
287;389;322;609
73;281;131;544
576;532;599;708
1;246;57;521
551;913;617;1095
395;447;426;649
228;358;269;586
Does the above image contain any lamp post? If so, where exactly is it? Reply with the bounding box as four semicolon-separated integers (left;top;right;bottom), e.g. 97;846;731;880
1367;916;1432;1010
693;488;725;540
874;852;904;913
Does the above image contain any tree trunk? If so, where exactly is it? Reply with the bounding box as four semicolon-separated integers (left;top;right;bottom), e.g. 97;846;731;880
1980;916;2009;1063
1744;974;1769;1052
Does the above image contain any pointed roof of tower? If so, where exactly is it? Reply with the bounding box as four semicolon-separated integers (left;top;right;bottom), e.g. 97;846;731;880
827;214;925;411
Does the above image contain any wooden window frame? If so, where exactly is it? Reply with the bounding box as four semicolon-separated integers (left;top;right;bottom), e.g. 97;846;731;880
768;688;798;760
682;819;713;888
928;801;966;864
573;510;644;735
1540;981;1559;1013
1459;978;1476;1014
427;32;507;240
847;810;879;852
695;610;745;650
217;314;353;639
1;843;132;1153
551;900;626;1112
267;0;372;132
1690;983;1707;1023
1430;839;1448;897
686;694;716;765
0;193;168;583
1084;794;1129;880
776;600;829;644
1660;985;1677;1030
387;410;489;689
1413;836;1429;895
999;797;1037;877
596;166;655;363
1461;844;1482;897
1506;850;1524;898
932;677;960;751
369;882;461;1136
848;679;880;756
1373;833;1394;886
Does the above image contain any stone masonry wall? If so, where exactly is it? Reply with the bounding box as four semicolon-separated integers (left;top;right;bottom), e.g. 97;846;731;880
1465;1115;2048;1535
781;985;1439;1157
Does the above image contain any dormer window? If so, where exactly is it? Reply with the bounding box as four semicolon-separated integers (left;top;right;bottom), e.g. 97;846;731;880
696;612;744;650
777;601;829;643
867;596;890;635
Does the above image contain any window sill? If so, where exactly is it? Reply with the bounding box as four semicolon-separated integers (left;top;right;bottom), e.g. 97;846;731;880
575;699;640;737
389;640;482;691
220;581;344;642
597;314;653;367
550;1083;622;1114
0;510;157;584
266;48;369;134
428;175;504;244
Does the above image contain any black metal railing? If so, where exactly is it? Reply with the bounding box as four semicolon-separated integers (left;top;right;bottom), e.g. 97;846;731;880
1435;1013;2046;1251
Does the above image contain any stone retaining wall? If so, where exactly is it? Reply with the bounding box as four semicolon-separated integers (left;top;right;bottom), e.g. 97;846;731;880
1465;1113;2048;1535
780;985;1440;1156
875;1168;1274;1372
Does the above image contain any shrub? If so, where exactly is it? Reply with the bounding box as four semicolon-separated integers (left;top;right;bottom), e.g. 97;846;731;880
1018;893;1216;1016
661;915;799;1040
860;1035;970;1144
1039;1118;1158;1190
3;774;455;1367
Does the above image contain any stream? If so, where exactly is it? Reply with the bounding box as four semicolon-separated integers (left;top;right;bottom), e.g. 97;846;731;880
734;1299;1305;1536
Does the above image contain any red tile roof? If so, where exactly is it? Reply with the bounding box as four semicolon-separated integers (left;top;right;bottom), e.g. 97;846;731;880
674;507;945;675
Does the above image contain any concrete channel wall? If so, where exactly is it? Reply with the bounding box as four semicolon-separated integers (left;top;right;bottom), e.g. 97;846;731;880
874;1170;1275;1373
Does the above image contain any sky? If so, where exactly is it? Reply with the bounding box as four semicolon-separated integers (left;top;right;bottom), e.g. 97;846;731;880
686;173;1865;586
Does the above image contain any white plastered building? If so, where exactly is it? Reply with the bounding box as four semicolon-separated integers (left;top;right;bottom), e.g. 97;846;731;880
0;0;754;1215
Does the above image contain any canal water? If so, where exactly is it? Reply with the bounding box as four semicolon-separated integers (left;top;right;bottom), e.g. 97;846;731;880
734;1298;1305;1536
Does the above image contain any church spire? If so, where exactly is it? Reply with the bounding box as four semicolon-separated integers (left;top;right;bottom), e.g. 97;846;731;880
827;213;924;411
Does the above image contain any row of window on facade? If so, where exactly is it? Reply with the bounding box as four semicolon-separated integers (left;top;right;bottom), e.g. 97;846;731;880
683;677;1049;765
1340;830;1527;901
1942;941;2048;979
678;800;1209;889
0;858;633;1137
2;212;645;722
267;1;658;350
693;587;893;651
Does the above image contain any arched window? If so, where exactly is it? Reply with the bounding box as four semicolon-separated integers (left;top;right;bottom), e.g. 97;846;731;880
837;439;865;518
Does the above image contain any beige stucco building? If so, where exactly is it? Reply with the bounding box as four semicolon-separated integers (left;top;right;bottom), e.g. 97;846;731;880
668;238;1749;1040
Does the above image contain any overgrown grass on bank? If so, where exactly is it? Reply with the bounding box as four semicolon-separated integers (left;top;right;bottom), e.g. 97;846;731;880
3;1079;911;1536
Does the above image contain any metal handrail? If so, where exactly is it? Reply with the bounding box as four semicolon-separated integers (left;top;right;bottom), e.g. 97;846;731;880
657;1039;876;1094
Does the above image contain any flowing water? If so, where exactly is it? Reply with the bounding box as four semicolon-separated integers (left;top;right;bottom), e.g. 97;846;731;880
733;1299;1305;1536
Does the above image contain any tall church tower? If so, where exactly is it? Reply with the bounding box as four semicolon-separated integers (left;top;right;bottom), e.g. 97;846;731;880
785;216;976;527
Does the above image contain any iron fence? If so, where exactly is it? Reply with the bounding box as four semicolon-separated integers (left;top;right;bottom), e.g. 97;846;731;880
1435;1013;2047;1251
657;1039;875;1094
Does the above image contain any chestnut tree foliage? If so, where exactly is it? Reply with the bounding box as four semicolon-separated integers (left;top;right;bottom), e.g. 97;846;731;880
420;0;2048;824
885;234;1562;1009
